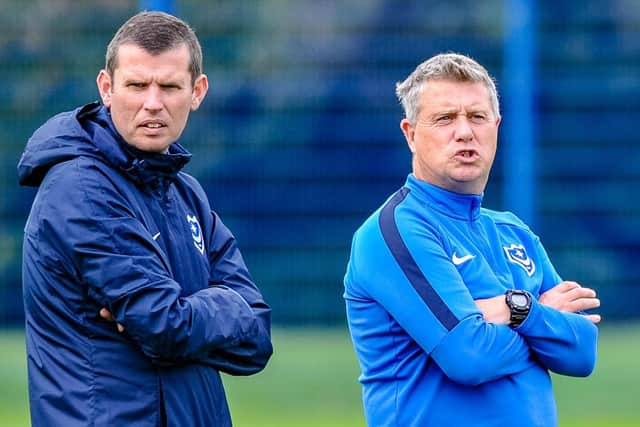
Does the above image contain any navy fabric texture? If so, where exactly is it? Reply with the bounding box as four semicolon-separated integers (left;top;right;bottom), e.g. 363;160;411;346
18;103;272;427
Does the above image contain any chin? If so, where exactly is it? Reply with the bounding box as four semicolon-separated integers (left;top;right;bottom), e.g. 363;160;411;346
130;139;172;153
451;176;486;193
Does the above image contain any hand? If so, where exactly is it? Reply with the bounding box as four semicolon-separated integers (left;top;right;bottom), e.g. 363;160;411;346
100;308;125;332
538;281;601;324
474;295;511;325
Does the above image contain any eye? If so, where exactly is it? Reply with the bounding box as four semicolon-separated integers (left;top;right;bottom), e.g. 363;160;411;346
127;82;146;89
435;114;454;124
469;113;489;124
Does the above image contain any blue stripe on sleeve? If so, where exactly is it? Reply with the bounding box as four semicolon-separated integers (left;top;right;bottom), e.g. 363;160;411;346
378;187;459;331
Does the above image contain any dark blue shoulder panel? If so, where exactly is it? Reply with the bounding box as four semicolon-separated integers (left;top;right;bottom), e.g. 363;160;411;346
378;187;459;331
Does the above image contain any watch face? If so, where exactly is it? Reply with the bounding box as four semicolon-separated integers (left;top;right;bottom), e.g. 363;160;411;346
512;294;528;307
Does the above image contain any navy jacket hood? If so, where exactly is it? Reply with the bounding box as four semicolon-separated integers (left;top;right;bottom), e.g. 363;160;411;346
18;102;191;187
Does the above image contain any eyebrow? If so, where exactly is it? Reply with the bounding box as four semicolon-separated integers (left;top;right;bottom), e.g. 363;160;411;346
432;108;459;115
431;105;491;116
120;75;186;87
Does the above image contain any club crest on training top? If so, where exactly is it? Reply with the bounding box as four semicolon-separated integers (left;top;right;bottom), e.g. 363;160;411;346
503;243;535;276
187;214;205;254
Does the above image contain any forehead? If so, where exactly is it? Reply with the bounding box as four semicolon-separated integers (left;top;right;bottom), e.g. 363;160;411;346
113;43;191;80
419;79;492;111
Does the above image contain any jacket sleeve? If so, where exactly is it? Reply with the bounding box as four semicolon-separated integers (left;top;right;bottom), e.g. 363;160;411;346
346;208;535;387
514;238;598;377
39;163;271;369
197;211;273;375
516;301;598;376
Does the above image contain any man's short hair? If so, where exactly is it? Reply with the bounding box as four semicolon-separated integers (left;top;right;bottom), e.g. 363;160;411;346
395;53;500;124
105;11;203;85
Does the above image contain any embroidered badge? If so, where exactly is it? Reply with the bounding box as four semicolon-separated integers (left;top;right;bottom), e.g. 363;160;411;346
503;243;535;276
187;214;205;255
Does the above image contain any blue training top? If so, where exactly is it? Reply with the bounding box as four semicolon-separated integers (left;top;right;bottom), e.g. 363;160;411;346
344;174;598;427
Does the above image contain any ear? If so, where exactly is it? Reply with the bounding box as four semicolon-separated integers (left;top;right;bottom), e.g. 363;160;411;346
400;118;417;154
96;70;113;107
190;74;209;111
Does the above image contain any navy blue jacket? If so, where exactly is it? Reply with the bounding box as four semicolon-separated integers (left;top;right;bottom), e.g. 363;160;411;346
18;102;273;427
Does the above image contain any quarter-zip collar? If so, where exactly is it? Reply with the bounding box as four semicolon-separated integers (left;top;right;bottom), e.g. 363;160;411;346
404;174;483;221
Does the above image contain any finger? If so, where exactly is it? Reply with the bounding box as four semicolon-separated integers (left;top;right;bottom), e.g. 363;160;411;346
556;281;581;292
568;287;597;300
563;280;581;287
570;297;601;312
100;309;125;332
99;308;114;321
582;313;601;324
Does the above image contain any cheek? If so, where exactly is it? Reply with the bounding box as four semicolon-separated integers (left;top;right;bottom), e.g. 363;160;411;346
416;131;449;157
109;96;135;116
110;113;132;138
172;100;194;122
484;132;498;156
414;143;444;169
108;98;139;133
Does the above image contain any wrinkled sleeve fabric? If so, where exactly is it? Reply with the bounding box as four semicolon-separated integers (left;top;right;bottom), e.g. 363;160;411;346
516;238;598;377
199;211;273;375
346;192;534;386
38;161;270;367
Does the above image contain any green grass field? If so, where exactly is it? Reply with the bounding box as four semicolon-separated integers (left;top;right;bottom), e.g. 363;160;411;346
1;324;639;426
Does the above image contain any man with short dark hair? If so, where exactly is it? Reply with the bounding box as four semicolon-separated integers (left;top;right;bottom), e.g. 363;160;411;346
344;53;600;426
19;11;272;427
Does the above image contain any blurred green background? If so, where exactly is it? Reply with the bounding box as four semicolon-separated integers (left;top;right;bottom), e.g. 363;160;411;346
2;324;639;427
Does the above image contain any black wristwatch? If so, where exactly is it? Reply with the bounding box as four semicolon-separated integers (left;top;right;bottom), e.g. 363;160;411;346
505;290;532;327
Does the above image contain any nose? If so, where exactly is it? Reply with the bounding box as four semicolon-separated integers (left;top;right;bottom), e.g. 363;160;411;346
143;86;163;111
454;116;474;143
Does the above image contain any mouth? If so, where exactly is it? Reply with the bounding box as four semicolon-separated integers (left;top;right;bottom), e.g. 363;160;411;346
139;120;167;130
455;149;478;160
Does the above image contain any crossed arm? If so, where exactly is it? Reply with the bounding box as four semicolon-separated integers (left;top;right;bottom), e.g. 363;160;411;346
473;280;600;377
98;211;272;375
475;281;601;325
42;164;272;374
347;211;600;385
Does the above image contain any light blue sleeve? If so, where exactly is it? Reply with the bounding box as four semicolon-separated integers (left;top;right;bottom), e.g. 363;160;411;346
516;300;598;377
516;238;598;377
347;207;536;386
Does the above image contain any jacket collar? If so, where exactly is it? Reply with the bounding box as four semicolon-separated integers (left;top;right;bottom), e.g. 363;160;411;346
79;102;192;186
405;174;483;221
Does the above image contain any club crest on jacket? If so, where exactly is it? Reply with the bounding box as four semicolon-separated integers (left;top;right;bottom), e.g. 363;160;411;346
503;243;535;276
187;214;205;254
